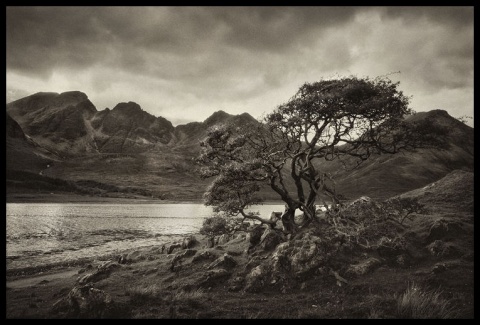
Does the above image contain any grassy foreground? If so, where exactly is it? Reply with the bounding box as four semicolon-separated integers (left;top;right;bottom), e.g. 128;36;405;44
6;226;473;318
6;170;474;319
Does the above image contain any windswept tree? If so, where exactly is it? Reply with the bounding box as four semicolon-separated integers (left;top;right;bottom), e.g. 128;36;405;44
197;76;443;235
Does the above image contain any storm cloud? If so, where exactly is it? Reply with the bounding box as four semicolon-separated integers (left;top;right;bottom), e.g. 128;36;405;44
6;6;474;126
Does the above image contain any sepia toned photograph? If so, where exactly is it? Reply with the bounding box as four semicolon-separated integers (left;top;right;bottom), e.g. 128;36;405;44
6;6;474;319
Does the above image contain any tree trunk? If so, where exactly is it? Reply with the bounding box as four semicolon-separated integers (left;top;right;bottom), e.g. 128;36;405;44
281;208;298;235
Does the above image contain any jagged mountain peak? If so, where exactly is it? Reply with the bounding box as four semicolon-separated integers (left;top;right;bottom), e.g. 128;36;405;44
112;101;143;112
204;110;233;125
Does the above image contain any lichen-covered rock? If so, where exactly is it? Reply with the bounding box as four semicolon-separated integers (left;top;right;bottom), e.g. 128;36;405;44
260;228;285;251
181;235;197;249
207;253;237;270
206;237;215;248
78;261;121;285
119;250;147;264
279;231;325;278
244;265;268;293
167;243;182;254
217;234;232;245
192;251;216;263
246;225;265;248
176;249;197;259
52;284;113;318
345;257;382;277
198;268;231;288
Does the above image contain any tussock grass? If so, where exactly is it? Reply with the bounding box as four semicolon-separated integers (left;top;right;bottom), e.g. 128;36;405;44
172;288;206;301
395;282;458;319
126;283;163;301
127;283;205;304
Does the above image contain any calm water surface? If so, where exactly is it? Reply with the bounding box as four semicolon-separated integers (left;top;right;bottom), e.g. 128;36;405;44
6;203;285;271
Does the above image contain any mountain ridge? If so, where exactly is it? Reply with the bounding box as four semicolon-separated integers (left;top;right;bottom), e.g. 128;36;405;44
6;91;474;202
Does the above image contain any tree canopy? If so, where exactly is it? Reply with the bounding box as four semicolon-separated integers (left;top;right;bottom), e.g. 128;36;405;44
196;76;443;234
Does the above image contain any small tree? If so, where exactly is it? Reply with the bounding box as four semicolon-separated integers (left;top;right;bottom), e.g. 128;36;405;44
197;75;444;235
199;215;229;237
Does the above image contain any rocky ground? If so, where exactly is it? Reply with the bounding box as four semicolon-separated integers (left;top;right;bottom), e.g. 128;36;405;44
6;171;474;319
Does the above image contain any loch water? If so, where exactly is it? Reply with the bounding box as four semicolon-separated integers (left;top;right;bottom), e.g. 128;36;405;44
6;203;285;271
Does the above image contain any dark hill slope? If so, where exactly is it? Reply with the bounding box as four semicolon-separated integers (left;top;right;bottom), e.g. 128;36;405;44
315;110;474;200
6;113;59;173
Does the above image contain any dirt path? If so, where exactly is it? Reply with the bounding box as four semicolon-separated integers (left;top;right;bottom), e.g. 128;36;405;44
6;268;79;289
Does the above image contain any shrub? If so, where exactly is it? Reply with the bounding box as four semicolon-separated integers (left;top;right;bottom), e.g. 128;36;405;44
199;215;229;237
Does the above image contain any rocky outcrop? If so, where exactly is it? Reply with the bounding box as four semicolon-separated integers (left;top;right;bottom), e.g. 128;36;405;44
246;225;265;251
259;228;285;251
78;261;121;285
207;253;237;270
167;243;182;254
182;235;197;249
198;268;232;288
244;265;268;293
192;250;217;263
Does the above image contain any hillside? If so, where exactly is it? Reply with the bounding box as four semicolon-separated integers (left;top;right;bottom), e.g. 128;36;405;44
315;110;474;200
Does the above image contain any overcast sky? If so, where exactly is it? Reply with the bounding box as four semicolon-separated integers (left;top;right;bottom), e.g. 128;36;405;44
6;6;474;127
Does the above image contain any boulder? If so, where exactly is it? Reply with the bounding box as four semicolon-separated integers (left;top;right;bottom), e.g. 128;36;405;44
181;235;197;249
207;253;237;270
175;249;197;260
206;237;215;248
78;261;120;285
217;234;231;245
259;228;285;251
167;243;182;254
118;250;149;264
199;268;231;288
52;284;113;318
345;257;382;277
246;225;265;251
244;265;267;293
192;250;216;263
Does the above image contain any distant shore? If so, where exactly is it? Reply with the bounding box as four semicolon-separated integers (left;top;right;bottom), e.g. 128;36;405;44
6;192;285;205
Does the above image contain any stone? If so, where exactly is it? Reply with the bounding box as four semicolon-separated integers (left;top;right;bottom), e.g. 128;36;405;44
206;237;215;248
345;257;382;277
207;253;237;270
52;284;113;318
181;235;197;249
217;234;231;245
247;225;265;247
259;228;285;251
244;265;267;293
78;261;120;285
167;243;182;254
192;251;216;263
199;268;231;288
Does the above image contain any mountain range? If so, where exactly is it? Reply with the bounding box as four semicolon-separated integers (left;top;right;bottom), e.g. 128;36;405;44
6;91;474;202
